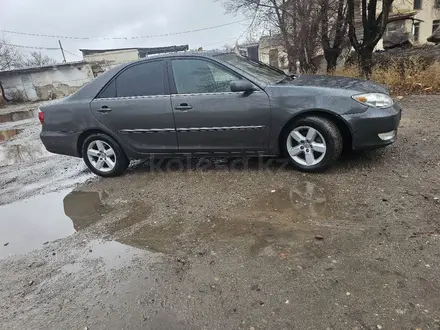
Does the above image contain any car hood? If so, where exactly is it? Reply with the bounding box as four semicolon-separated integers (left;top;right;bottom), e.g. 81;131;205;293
279;74;389;94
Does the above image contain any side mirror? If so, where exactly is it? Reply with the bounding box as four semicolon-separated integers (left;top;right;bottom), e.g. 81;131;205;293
230;80;256;93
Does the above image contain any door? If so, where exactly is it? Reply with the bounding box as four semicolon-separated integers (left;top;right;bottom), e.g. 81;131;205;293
90;60;177;153
169;58;271;153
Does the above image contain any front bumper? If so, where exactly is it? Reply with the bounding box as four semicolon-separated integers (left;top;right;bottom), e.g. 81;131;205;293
40;130;81;157
342;103;402;150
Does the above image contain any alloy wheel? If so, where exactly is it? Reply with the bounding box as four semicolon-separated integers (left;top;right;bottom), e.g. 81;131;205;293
286;126;327;167
87;140;116;173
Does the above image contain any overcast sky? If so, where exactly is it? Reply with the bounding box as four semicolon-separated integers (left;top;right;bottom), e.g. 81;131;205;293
2;0;250;63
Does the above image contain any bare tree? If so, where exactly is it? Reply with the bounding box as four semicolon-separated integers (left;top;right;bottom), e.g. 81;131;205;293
220;0;350;73
22;51;56;68
0;40;23;71
222;44;235;52
219;0;322;72
347;0;394;78
318;0;349;72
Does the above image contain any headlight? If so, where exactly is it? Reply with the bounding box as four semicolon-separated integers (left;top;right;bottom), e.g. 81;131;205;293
352;93;393;108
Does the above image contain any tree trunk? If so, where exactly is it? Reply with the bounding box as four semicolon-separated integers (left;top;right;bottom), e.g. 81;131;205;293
324;48;342;73
359;47;374;79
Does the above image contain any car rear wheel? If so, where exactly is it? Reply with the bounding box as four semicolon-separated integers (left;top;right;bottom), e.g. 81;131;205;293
82;134;129;177
285;116;343;172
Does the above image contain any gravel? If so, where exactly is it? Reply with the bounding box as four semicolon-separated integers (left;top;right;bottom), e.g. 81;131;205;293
0;95;439;329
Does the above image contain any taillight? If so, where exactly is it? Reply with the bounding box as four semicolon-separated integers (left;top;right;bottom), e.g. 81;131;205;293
38;109;44;124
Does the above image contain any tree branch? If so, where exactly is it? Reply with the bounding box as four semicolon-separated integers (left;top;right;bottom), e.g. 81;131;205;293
347;0;361;51
371;0;394;46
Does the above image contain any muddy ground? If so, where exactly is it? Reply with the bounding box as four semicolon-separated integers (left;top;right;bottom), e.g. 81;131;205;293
0;96;439;330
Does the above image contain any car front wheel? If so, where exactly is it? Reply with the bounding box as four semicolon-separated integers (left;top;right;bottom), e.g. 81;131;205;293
82;133;129;177
285;116;343;172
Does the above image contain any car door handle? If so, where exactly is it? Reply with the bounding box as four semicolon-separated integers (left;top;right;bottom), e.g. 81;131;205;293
174;103;193;111
97;106;112;113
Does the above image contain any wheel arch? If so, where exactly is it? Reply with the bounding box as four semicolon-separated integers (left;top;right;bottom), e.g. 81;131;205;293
77;128;118;157
278;109;353;155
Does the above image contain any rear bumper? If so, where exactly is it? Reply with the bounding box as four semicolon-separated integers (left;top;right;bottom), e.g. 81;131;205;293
40;130;81;157
343;103;402;150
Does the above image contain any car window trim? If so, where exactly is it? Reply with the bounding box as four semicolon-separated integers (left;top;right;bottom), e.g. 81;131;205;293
94;59;170;99
166;57;261;96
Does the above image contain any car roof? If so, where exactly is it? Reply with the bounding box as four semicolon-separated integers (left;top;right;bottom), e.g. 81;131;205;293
65;52;266;102
128;51;229;63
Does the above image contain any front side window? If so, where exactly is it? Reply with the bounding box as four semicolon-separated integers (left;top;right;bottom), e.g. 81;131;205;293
215;53;286;85
116;61;165;97
171;59;239;94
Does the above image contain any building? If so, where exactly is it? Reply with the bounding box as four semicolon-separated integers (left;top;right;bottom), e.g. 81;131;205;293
391;0;440;44
79;45;189;66
0;61;97;102
371;0;440;48
235;42;260;62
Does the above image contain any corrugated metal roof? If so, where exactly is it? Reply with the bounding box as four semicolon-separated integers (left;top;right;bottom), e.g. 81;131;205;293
0;61;89;75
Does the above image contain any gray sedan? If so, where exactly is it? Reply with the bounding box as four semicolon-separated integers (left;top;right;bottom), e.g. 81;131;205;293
39;53;401;177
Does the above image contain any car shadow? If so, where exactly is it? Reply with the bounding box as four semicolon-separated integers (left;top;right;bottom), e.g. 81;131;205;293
335;148;389;172
126;156;293;174
124;149;388;175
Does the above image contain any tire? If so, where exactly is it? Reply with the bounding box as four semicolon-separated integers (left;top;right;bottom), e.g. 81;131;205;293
284;116;343;172
82;133;129;177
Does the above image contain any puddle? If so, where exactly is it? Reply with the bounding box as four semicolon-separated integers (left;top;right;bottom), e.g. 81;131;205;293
258;181;329;218
120;180;330;256
63;191;109;231
61;240;147;274
120;217;185;254
0;190;75;259
0;143;51;166
120;211;308;257
0;190;108;259
0;129;22;142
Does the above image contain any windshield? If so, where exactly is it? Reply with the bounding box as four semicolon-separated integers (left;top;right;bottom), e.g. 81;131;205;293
215;53;287;85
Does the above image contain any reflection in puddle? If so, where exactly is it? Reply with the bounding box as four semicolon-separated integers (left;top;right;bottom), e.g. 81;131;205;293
121;212;307;257
0;143;51;166
0;190;75;259
0;129;22;142
260;181;328;218
120;180;330;256
0;190;110;259
0;178;331;260
63;191;109;231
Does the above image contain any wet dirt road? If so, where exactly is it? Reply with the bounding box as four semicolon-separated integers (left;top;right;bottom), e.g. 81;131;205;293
0;96;440;330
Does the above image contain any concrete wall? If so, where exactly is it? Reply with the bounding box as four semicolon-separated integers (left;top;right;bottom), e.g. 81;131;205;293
83;49;139;65
259;45;289;71
0;63;94;102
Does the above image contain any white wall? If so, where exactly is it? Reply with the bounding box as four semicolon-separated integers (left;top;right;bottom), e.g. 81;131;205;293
0;63;94;102
258;45;289;71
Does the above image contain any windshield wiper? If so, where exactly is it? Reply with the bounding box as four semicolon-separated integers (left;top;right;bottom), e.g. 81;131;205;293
277;74;297;84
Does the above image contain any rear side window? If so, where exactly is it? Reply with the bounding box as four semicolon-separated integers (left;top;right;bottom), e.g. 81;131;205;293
98;80;116;98
115;61;165;97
